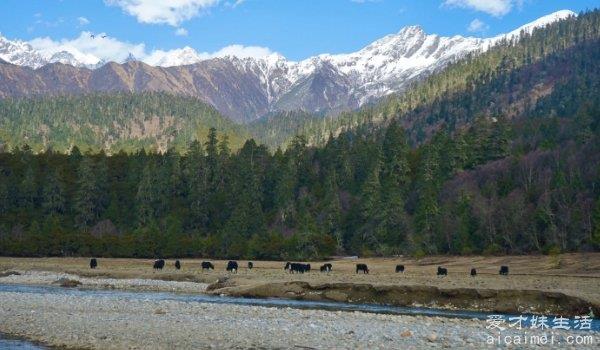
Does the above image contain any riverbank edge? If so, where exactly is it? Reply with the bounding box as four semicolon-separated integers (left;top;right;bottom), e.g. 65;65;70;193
208;280;600;317
3;269;599;317
0;331;82;350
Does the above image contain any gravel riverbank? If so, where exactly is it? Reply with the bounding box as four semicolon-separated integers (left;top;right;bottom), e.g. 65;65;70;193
0;270;208;293
1;284;597;349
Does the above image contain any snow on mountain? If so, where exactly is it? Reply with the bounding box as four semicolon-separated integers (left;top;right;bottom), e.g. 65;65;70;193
0;10;577;118
0;34;47;69
145;46;205;67
488;9;577;46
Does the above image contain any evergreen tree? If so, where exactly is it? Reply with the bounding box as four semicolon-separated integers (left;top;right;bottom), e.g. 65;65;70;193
74;158;100;229
41;169;65;217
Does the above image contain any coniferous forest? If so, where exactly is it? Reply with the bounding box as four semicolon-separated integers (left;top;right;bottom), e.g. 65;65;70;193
1;10;599;259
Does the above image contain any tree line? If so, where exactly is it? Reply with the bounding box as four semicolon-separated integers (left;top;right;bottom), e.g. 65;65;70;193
1;101;599;259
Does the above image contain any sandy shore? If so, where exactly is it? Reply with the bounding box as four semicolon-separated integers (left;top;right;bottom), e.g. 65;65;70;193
1;286;595;350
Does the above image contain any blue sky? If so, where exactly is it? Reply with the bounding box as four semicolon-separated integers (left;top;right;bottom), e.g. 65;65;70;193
0;0;598;61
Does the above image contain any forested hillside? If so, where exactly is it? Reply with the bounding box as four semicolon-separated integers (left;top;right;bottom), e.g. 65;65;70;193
0;10;599;259
260;10;600;147
0;93;250;153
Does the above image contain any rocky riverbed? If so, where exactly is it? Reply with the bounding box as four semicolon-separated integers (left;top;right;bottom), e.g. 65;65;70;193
3;286;594;350
1;281;598;349
0;270;208;293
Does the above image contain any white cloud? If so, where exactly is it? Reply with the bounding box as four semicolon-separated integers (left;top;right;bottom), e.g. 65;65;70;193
28;31;274;67
29;31;146;65
443;0;518;17
77;17;90;26
210;44;274;59
175;27;188;36
224;0;244;8
467;18;488;32
105;0;221;26
145;44;274;66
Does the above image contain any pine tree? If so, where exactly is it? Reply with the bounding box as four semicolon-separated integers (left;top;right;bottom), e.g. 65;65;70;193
358;165;383;250
136;163;158;226
74;157;100;229
19;165;37;211
184;141;208;230
41;169;65;217
380;120;410;189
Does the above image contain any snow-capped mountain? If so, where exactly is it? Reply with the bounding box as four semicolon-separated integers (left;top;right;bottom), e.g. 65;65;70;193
0;10;577;121
145;47;206;67
0;33;101;69
0;34;47;69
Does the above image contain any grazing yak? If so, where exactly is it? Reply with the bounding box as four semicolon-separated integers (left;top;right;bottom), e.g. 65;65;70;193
356;264;369;274
499;266;509;275
437;266;448;276
226;261;238;273
201;261;214;270
90;258;98;269
470;268;477;277
395;264;405;273
153;259;165;270
320;263;332;273
286;263;311;273
248;262;253;269
175;260;181;270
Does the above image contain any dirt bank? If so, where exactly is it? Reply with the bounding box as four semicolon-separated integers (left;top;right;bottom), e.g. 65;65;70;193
211;281;600;317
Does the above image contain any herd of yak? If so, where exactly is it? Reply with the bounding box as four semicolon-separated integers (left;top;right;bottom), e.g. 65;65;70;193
88;258;510;276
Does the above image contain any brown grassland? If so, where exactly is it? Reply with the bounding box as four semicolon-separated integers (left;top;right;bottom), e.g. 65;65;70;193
1;253;599;315
1;254;599;300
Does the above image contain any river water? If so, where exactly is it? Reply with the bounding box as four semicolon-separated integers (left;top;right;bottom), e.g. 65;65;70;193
0;335;46;349
0;283;598;348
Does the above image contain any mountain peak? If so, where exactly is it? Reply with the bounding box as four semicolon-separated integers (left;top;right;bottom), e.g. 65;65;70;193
397;25;425;36
124;53;137;62
503;10;577;38
0;10;581;122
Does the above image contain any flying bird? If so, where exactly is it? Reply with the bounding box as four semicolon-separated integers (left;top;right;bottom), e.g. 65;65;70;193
90;34;95;38
101;35;107;38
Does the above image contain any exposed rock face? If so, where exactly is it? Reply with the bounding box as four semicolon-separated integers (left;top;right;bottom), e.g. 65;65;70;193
0;11;576;122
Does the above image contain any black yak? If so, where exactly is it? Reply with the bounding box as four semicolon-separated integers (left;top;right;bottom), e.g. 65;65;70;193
226;261;238;273
288;263;310;273
320;263;332;272
356;264;369;274
153;259;165;270
201;261;214;270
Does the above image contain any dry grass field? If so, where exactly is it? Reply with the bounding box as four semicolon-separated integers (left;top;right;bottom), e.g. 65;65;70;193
1;253;599;305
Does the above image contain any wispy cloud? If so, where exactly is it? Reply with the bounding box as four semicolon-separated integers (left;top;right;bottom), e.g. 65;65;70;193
467;18;488;32
77;17;90;26
175;27;188;36
443;0;520;17
224;0;245;8
104;0;221;26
